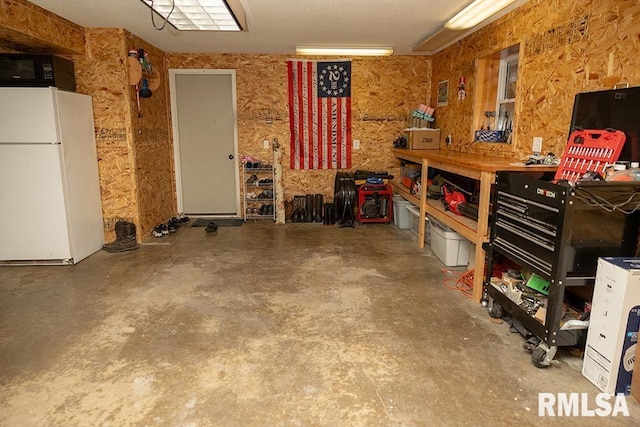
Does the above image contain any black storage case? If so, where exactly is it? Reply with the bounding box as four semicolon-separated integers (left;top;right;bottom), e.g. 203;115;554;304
484;172;640;366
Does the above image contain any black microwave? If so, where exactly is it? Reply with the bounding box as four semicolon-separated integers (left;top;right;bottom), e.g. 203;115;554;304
0;54;76;92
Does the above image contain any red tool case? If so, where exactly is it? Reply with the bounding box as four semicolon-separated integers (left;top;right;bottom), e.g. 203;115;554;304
555;128;626;183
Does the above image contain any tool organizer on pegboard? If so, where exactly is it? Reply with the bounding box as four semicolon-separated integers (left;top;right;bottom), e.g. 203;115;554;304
555;128;626;184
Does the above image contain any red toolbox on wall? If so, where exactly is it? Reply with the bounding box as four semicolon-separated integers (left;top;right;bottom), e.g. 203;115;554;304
356;184;393;223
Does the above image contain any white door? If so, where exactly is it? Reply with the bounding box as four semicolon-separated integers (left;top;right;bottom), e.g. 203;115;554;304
169;70;240;216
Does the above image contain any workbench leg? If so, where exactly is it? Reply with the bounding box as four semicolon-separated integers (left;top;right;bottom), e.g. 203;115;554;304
472;171;493;302
417;159;429;249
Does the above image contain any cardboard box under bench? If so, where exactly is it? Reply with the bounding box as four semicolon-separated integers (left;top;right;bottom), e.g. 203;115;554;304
405;128;441;150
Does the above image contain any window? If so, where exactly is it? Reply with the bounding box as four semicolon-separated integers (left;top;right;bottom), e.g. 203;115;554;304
473;44;520;144
496;53;518;138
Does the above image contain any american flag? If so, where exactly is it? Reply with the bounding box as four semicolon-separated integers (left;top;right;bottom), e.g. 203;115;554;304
287;59;352;170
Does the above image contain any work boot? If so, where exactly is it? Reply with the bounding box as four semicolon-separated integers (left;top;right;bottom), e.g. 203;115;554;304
314;194;324;223
305;194;314;222
103;220;139;253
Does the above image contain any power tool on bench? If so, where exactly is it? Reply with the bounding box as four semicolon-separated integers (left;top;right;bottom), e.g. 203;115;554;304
442;184;479;221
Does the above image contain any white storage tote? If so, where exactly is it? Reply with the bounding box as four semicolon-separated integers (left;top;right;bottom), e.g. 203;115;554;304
429;215;470;267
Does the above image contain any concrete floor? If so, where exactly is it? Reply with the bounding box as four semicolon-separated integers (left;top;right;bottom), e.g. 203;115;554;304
1;222;638;426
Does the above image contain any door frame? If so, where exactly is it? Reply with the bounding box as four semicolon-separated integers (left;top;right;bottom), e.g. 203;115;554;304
168;68;241;217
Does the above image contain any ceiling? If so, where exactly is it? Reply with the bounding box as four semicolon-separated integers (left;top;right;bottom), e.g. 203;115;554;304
26;0;497;55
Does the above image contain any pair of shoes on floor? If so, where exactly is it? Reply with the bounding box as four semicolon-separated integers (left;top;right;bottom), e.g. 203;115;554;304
205;222;218;233
152;223;169;237
154;214;191;238
167;217;181;233
175;214;190;224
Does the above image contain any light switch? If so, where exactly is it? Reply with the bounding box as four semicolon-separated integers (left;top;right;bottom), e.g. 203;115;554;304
532;137;543;153
263;140;270;149
353;139;360;150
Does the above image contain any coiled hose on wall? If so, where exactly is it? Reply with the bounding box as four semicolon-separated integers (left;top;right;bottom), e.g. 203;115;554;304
334;172;356;227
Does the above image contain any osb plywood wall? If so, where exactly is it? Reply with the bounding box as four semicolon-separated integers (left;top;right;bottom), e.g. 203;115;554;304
1;1;175;240
165;54;431;207
75;28;139;240
126;31;174;237
0;0;84;53
0;1;140;240
431;0;640;160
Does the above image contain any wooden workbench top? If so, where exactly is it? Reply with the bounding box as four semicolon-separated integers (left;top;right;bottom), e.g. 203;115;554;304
392;148;557;173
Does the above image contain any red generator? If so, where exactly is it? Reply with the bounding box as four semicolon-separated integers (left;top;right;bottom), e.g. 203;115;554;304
356;184;393;223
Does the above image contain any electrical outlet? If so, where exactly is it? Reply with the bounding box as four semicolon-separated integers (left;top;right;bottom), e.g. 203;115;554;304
353;139;360;150
263;139;270;149
532;137;543;153
445;135;452;145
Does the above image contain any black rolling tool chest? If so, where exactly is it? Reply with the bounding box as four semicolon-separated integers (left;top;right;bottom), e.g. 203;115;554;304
484;172;640;367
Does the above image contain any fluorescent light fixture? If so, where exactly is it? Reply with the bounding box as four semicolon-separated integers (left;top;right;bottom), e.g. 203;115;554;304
141;0;244;31
296;47;393;56
445;0;517;30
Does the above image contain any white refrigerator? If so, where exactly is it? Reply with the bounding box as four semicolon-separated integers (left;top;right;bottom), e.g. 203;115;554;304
0;87;104;265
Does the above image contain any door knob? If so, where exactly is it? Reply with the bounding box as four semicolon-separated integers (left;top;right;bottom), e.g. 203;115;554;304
228;154;234;160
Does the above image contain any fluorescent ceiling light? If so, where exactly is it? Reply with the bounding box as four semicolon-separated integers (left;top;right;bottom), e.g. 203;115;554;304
445;0;517;30
296;47;393;56
141;0;244;31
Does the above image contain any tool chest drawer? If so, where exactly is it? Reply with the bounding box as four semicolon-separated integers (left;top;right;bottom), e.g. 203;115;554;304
493;176;565;279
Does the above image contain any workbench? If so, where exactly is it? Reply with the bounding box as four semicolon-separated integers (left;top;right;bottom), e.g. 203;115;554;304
391;149;556;302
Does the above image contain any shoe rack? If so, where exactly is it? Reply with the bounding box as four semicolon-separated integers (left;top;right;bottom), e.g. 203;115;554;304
243;163;276;221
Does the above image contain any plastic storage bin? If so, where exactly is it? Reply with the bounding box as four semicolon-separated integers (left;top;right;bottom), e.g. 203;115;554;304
406;205;430;245
429;215;470;266
393;196;413;229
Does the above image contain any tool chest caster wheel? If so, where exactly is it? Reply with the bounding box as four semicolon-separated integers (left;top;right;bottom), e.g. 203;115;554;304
487;297;503;319
523;336;541;353
532;343;557;369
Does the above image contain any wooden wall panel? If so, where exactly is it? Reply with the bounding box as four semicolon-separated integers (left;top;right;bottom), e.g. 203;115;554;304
126;32;174;237
165;54;431;210
75;28;139;241
0;2;174;240
0;0;84;53
431;0;640;160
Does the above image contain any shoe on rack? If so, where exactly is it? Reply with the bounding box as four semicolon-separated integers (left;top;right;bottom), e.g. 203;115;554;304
205;222;218;233
246;174;258;185
258;189;273;199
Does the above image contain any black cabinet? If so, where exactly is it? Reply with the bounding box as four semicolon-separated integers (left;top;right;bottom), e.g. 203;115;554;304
484;172;640;367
